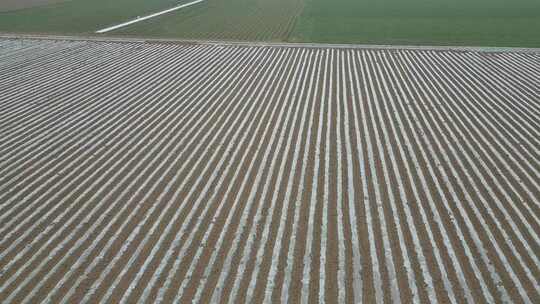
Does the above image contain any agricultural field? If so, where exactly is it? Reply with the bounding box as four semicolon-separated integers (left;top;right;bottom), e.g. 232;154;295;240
111;0;303;41
290;0;540;46
0;0;539;46
0;37;539;303
0;0;179;33
0;0;68;12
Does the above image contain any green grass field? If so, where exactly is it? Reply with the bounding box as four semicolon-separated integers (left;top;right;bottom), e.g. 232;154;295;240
0;0;539;47
291;0;540;47
112;0;302;41
0;0;177;33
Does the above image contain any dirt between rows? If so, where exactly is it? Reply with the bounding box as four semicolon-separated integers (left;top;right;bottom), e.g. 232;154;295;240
0;39;539;303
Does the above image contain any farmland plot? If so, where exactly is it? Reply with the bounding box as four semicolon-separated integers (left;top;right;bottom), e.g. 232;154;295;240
0;0;539;46
112;0;303;41
0;0;303;42
291;0;540;46
0;0;179;33
0;0;69;12
0;37;539;303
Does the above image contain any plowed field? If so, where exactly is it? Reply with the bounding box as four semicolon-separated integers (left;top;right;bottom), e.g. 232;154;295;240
0;38;539;303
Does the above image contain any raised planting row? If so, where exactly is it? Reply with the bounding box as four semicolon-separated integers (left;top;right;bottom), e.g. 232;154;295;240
0;38;539;303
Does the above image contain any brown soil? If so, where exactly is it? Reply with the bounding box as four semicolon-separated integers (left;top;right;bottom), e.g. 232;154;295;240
0;37;538;304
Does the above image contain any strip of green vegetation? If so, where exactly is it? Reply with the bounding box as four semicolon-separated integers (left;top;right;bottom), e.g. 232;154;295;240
0;0;177;34
111;0;301;41
290;0;540;47
0;0;538;47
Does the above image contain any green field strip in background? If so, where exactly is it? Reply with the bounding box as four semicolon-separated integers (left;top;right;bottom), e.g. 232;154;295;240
0;0;539;47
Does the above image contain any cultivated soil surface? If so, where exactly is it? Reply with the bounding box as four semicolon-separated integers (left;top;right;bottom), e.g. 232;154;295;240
0;37;539;303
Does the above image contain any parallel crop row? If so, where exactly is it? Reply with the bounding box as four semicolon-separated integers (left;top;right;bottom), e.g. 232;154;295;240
0;38;539;303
